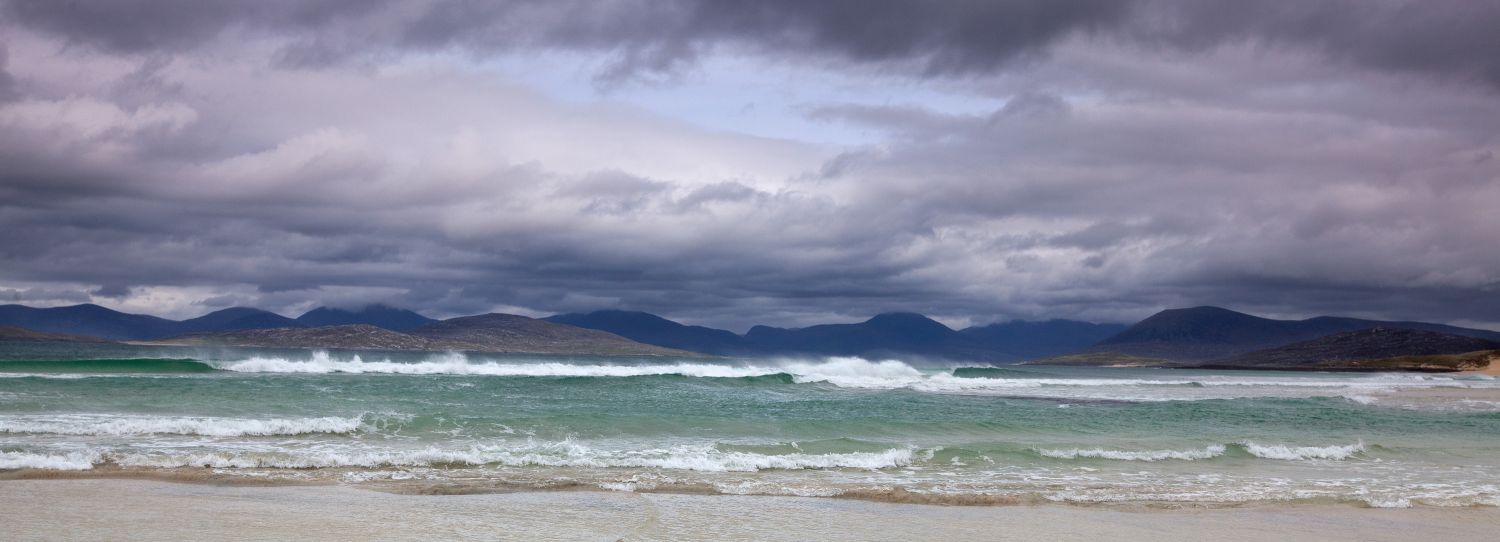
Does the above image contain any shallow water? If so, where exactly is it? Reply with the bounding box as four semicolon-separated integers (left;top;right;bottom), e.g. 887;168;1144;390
3;343;1498;507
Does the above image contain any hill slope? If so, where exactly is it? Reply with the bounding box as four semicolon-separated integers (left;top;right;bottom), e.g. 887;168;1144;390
1084;306;1500;361
175;307;302;334
960;319;1128;360
153;324;434;350
742;312;1002;361
0;304;179;340
0;325;114;343
151;314;697;356
295;305;434;331
411;314;694;356
1207;328;1500;370
545;310;745;354
549;310;1132;361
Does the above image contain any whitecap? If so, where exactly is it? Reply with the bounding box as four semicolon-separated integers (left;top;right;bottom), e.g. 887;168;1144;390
0;450;99;470
1037;445;1226;461
111;440;923;473
0;414;375;437
1242;441;1365;460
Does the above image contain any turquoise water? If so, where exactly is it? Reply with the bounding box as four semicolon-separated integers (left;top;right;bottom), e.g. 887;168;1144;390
3;343;1499;506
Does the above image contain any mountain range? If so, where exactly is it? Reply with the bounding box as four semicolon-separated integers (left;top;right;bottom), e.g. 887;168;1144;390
1079;306;1500;361
0;304;431;341
2;303;1498;369
1205;327;1500;371
151;314;692;356
545;310;1126;362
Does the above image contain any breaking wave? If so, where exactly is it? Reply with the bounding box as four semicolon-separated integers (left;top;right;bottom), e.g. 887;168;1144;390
1036;445;1227;461
0;450;100;470
0;358;216;374
0;414;374;437
7;441;924;473
1036;442;1367;462
215;353;1475;391
1242;441;1366;461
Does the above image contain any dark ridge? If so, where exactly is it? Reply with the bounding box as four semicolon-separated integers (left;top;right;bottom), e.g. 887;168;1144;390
1207;327;1500;370
0;325;115;343
0;304;178;340
408;313;698;356
295;304;435;331
741;312;1001;362
175;307;301;334
545;310;744;354
1083;306;1500;361
959;319;1128;360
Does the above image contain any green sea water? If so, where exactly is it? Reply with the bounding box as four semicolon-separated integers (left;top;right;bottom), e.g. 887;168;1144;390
3;343;1499;507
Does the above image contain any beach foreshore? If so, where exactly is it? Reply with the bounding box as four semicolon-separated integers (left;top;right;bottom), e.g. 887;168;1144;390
3;479;1497;541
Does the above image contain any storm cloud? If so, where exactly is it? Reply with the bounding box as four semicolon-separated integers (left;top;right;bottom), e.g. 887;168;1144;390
1;0;1497;330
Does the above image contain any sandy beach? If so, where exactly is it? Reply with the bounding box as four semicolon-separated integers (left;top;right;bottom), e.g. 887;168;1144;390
2;479;1497;541
1464;363;1500;376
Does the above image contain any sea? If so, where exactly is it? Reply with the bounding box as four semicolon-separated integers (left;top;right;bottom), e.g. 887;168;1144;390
3;342;1499;508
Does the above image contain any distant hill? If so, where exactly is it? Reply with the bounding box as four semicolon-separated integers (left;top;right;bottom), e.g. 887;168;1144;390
295;305;434;331
545;310;745;354
959;319;1128;360
175;307;302;334
549;310;1128;361
1083;306;1500;361
152;324;434;350
0;325;114;343
0;303;432;341
0;304;179;340
1021;352;1175;368
742;312;1002;361
1206;328;1500;370
151;313;698;356
410;313;692;356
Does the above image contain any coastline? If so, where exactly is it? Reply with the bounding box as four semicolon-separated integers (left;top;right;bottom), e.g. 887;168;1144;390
3;479;1498;541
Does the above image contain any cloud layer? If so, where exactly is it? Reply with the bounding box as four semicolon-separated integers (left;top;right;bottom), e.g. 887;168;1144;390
1;0;1497;330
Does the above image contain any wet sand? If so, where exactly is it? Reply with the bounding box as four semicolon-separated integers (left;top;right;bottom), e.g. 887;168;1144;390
3;479;1498;541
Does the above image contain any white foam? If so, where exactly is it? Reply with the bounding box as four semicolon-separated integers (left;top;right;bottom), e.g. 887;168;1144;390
0;414;371;437
1037;445;1227;461
210;353;1494;398
1242;441;1365;460
222;351;778;378
111;441;920;472
0;450;99;470
1365;496;1413;508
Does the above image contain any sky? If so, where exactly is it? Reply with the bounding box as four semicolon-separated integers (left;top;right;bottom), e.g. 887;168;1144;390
1;0;1498;332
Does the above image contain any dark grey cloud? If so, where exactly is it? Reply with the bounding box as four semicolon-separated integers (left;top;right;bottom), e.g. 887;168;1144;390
1;0;1498;329
0;43;17;102
5;0;1500;90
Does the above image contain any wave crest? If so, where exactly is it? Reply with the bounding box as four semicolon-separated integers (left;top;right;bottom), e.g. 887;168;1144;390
113;441;922;472
0;414;374;437
0;451;100;470
1242;441;1366;460
1037;445;1226;461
